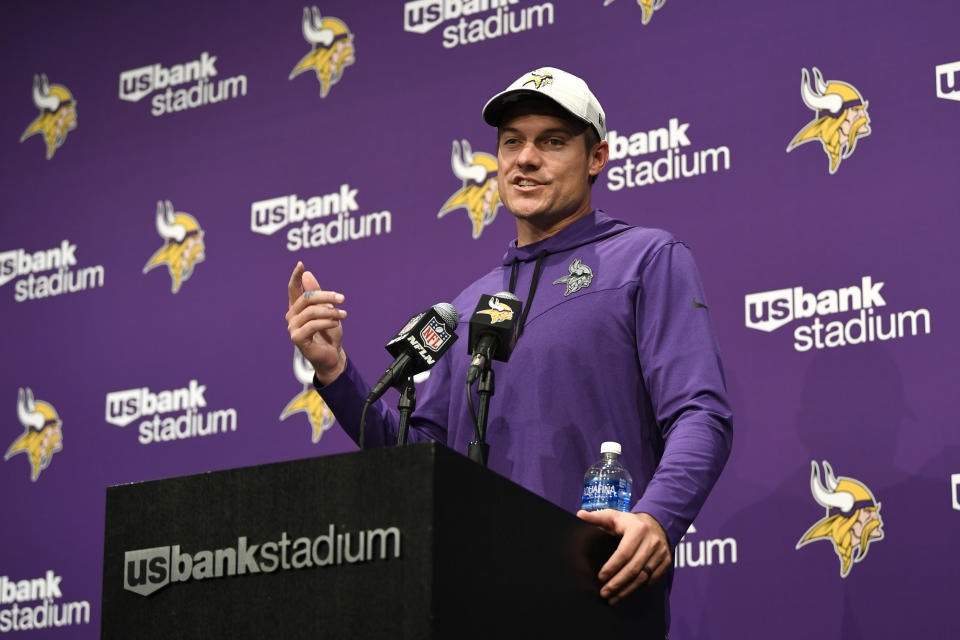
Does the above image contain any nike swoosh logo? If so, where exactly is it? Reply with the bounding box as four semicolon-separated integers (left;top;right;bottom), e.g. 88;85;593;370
692;298;709;310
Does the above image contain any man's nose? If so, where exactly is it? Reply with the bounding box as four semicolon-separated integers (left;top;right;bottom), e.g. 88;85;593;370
515;142;541;168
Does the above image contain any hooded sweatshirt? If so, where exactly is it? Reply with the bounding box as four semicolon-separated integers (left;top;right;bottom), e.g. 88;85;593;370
317;210;732;603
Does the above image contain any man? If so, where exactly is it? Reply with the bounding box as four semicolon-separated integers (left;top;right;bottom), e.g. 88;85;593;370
286;67;732;625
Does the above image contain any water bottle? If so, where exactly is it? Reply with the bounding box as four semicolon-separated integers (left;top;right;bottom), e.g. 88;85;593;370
581;441;633;512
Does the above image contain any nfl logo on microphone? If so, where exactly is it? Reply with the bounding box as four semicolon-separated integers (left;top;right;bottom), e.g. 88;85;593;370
420;318;450;351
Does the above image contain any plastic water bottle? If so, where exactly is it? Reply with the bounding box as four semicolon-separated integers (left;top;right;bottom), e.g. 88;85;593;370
581;441;633;512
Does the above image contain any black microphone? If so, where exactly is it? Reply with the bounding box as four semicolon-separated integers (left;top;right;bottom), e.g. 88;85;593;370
366;302;460;404
466;292;522;384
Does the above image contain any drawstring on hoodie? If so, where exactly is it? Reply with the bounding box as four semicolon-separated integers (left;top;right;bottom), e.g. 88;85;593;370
508;249;548;336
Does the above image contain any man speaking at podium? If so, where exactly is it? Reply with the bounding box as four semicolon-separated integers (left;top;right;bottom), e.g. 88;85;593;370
285;67;732;625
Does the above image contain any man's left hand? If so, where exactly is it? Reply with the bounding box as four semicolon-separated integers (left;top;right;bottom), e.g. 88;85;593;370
576;510;672;605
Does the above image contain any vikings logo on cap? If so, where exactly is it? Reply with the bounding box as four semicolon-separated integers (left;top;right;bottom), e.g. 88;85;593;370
289;6;356;98
603;0;667;25
523;72;553;90
478;297;515;324
280;349;335;443
5;388;62;482
143;200;206;294
20;74;77;160
787;68;871;174
438;139;501;239
553;258;594;296
796;460;884;577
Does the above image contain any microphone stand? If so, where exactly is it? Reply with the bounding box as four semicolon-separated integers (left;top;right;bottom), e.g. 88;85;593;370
395;375;416;446
468;364;495;467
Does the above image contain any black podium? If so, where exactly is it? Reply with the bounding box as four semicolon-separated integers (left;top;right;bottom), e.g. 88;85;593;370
102;442;664;638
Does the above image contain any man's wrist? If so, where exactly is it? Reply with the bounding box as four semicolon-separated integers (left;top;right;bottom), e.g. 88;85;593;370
313;349;347;387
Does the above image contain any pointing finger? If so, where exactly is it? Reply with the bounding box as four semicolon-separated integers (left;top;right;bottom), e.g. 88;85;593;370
288;262;305;307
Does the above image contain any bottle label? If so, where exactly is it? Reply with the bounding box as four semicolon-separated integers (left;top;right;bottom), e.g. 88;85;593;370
581;477;633;512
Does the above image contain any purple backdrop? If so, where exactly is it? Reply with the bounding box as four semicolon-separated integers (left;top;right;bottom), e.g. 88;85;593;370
2;0;958;637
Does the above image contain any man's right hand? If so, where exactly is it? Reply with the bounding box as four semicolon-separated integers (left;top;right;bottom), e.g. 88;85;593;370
286;261;348;385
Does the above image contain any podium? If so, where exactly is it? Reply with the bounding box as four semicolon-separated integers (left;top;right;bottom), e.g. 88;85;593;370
102;442;665;638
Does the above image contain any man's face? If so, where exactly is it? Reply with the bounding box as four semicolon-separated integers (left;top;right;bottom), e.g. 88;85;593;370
496;111;604;229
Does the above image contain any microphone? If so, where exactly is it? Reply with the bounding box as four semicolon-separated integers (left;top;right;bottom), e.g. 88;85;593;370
466;292;523;384
366;302;460;404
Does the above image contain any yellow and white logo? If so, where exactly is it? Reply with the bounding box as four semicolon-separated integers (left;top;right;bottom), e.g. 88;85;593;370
20;74;77;160
143;201;206;294
438;139;501;239
787;68;871;174
796;460;884;577
289;6;356;98
4;388;62;482
603;0;666;25
280;349;335;443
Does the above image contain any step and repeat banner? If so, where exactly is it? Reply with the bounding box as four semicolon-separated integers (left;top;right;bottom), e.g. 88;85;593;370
2;0;958;637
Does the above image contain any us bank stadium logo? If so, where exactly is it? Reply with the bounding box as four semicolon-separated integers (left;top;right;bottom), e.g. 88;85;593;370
786;67;870;174
105;379;238;446
123;525;401;597
605;118;731;191
250;183;392;251
936;60;960;102
280;349;335;443
118;51;247;116
0;239;105;303
744;275;931;352
143;201;205;294
403;0;555;49
438;139;501;238
602;0;665;25
289;6;356;98
796;460;884;578
673;524;738;569
20;74;77;160
0;571;91;633
4;388;62;482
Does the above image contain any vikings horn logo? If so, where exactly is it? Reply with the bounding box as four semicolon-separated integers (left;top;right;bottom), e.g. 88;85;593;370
787;68;871;174
143;201;206;294
603;0;667;25
438;140;501;239
523;72;553;90
5;388;63;482
796;460;884;578
289;6;356;98
479;297;514;324
280;349;336;443
20;74;77;160
553;258;594;296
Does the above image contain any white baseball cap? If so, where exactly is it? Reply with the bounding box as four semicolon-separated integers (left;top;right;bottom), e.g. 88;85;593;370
482;67;607;141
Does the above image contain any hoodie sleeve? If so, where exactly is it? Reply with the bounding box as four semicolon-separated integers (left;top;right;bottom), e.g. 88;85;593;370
314;354;450;448
630;241;733;548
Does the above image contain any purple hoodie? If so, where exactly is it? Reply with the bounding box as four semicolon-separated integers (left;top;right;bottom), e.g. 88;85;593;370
318;210;733;551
